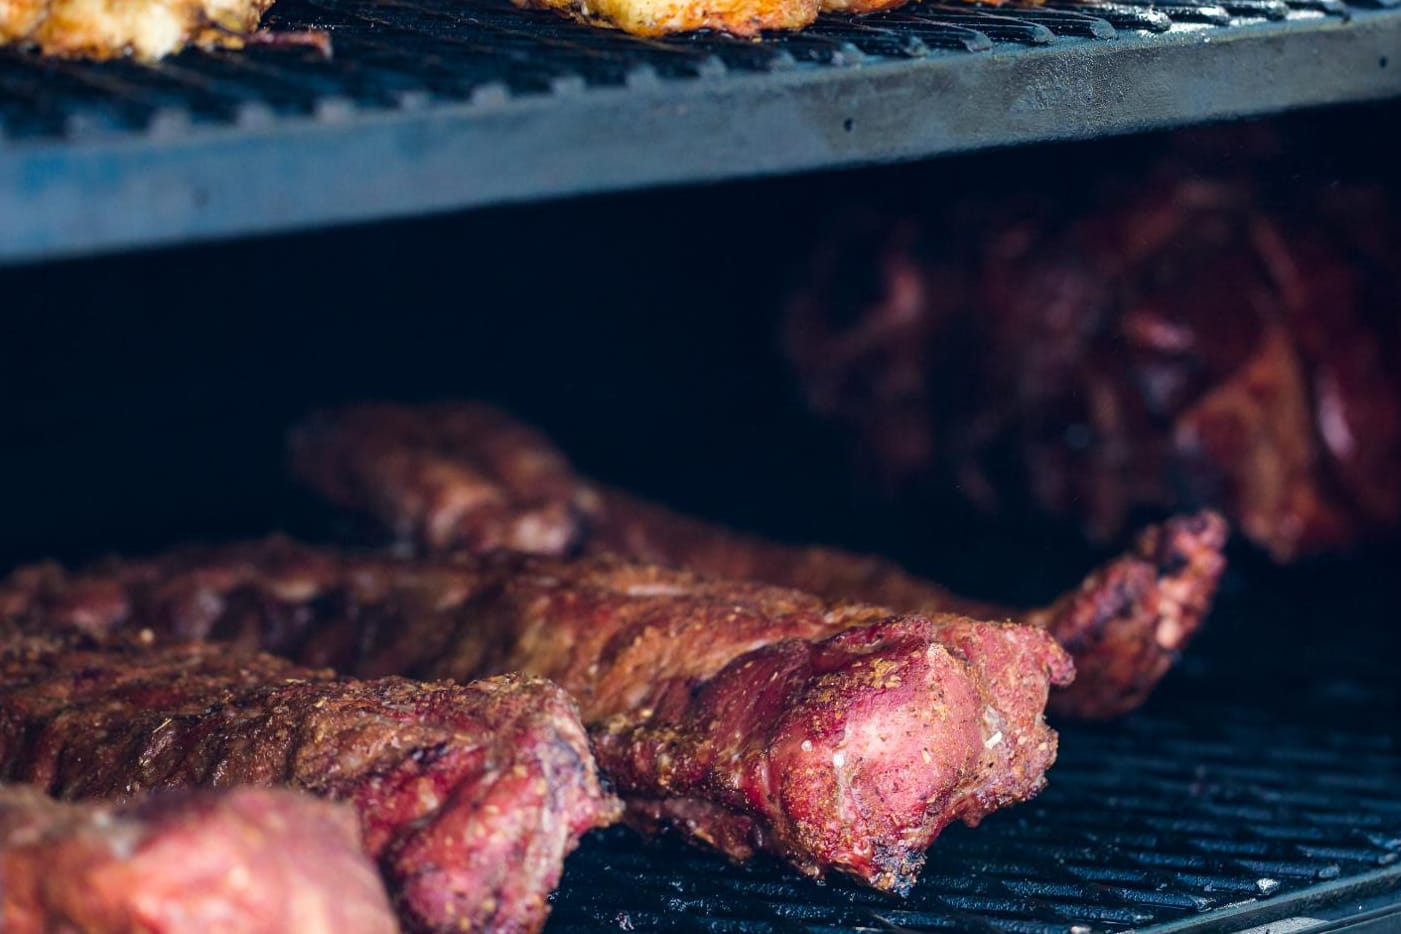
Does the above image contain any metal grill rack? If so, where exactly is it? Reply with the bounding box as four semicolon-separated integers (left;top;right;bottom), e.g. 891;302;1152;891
549;700;1401;932
2;0;1400;262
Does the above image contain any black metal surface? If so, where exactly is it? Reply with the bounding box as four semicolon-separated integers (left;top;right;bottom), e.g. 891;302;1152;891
2;0;1400;263
547;693;1401;933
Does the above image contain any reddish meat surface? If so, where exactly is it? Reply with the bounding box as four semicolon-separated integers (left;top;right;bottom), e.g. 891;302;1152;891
587;494;1223;720
0;630;619;934
0;785;396;934
784;178;1401;561
290;402;596;556
286;401;1224;718
3;546;1070;892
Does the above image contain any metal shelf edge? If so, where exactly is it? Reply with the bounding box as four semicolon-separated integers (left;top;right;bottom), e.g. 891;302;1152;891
2;9;1399;264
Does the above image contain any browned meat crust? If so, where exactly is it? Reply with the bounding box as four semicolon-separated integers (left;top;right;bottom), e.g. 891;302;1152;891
0;785;396;934
600;497;1225;719
2;546;1071;892
784;178;1401;561
287;401;1225;718
290;403;597;556
0;0;276;60
0;631;619;934
512;0;818;38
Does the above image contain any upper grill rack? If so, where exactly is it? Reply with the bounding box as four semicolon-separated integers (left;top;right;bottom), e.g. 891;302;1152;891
1;0;1399;262
0;0;1377;140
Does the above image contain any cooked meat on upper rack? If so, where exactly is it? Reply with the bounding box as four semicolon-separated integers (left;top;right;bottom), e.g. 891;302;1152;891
784;177;1401;562
3;544;1073;894
0;627;620;934
0;785;396;934
511;0;919;41
288;401;1226;718
512;0;818;39
0;0;276;60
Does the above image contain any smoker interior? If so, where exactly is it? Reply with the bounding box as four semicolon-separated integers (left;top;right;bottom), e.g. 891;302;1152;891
4;109;1400;932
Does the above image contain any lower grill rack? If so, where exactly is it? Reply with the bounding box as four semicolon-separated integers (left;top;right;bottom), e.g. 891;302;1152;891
548;702;1401;932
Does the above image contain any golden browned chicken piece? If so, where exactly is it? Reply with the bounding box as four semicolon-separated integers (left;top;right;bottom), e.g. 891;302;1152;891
513;0;818;37
514;0;940;37
288;401;1228;719
0;0;275;60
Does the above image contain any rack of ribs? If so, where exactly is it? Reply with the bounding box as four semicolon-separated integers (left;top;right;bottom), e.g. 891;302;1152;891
0;626;620;934
3;545;1072;893
1;785;397;934
287;401;1226;718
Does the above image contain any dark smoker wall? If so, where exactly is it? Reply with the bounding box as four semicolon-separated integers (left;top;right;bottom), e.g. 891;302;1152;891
1;102;1399;683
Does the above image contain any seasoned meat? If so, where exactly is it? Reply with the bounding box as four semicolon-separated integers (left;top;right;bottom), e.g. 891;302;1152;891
287;401;1225;718
2;545;1072;892
0;632;620;934
0;0;275;60
784;178;1401;561
512;0;817;38
598;496;1225;720
290;402;597;557
509;0;940;38
0;785;396;934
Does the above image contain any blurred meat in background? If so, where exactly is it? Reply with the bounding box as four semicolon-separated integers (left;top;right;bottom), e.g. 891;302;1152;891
785;134;1401;561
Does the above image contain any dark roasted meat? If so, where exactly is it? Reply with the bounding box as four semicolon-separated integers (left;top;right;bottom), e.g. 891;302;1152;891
0;632;619;934
291;402;596;557
785;178;1401;562
0;785;396;934
2;545;1072;893
287;401;1225;718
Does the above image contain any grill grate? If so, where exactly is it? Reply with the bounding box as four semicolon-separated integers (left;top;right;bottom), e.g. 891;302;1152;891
0;0;1377;141
2;0;1400;263
547;699;1401;932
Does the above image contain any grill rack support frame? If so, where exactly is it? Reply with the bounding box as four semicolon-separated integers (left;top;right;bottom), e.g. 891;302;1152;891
1;7;1400;263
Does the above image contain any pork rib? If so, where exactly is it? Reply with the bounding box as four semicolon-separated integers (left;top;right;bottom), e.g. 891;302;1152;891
3;545;1072;893
288;401;1225;718
0;629;620;934
0;785;396;934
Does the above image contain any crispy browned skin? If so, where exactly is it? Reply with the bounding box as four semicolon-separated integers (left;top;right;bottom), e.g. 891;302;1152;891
785;178;1401;561
0;0;276;60
511;0;817;38
2;546;1071;892
0;785;396;934
0;632;619;934
287;402;1225;718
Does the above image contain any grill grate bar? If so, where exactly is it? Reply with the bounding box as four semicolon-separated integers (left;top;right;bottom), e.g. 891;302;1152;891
1040;1;1174;29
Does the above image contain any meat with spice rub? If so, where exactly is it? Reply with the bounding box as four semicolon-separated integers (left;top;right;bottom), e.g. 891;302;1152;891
3;543;1071;893
287;401;1225;718
0;627;619;934
0;0;277;59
